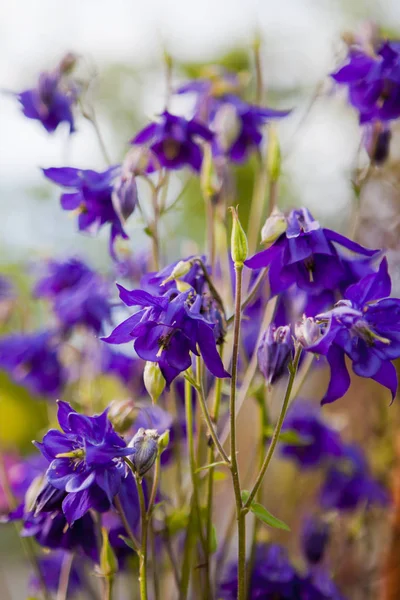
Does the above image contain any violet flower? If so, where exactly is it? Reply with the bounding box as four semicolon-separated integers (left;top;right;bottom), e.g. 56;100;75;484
280;401;343;467
257;325;294;385
245;208;379;297
304;258;400;404
35;401;135;524
35;258;111;334
319;444;389;512
43;166;132;258
131;111;213;172
102;285;229;386
0;331;66;398
301;516;330;565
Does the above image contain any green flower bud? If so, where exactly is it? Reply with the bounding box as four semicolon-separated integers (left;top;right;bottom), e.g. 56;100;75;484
129;428;159;477
100;527;118;578
161;260;193;286
260;207;287;245
230;206;248;266
267;126;281;183
143;361;166;404
108;398;136;434
158;429;170;454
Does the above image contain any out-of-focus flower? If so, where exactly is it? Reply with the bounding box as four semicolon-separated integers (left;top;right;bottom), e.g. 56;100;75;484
319;444;389;511
0;454;46;515
35;258;111;333
301;516;331;565
102;284;229;386
0;331;66;398
280;401;343;467
43;166;132;258
257;325;293;385
245;208;379;296
101;346;141;387
131;111;213;172
298;570;345;600
34;401;135;524
29;551;82;597
18;54;78;133
305;258;400;404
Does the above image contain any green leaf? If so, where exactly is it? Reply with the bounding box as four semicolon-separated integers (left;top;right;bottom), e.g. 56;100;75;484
250;503;290;531
263;426;309;446
210;524;218;554
241;489;250;504
165;507;190;535
118;535;138;552
195;461;227;473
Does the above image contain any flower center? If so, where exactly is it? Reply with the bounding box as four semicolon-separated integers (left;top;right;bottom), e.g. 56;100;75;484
162;139;181;160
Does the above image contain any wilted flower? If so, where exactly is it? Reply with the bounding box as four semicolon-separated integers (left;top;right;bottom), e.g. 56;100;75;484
0;331;66;398
35;401;135;524
306;258;400;404
128;428;159;477
102;284;229;386
35;258;111;333
245;208;379;296
257;325;293;385
280;401;343;467
43;166;131;258
319;444;389;511
131;111;213;172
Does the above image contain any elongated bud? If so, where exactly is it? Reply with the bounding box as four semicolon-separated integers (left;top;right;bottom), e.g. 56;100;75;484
161;260;193;286
112;174;138;221
257;325;293;385
267;126;281;182
158;429;170;454
100;527;118;578
129;428;159;476
261;207;287;245
108;398;135;434
230;206;248;266
143;362;166;403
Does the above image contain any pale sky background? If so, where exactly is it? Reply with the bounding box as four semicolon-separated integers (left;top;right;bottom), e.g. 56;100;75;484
1;0;399;262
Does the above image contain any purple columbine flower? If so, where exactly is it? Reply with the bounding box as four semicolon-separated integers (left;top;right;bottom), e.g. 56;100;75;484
297;570;345;600
245;208;379;297
102;285;229;386
319;444;389;512
18;55;78;134
34;401;136;524
131;111;213;172
280;400;344;467
35;257;111;334
303;258;400;404
257;325;294;385
0;331;66;398
42;166;133;258
301;516;330;565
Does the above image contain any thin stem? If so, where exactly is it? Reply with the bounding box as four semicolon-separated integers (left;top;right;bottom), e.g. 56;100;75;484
229;263;246;600
80;103;112;166
226;267;268;325
104;577;113;600
254;38;263;105
178;494;197;600
205;193;216;271
150;520;160;600
137;477;148;600
244;157;268;290
243;346;302;511
56;552;74;600
114;494;140;552
268;178;278;216
193;257;226;320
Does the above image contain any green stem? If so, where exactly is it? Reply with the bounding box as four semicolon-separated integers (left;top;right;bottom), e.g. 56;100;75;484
137;477;148;600
56;552;74;600
226;267;268;326
114;493;140;552
229;263;246;600
104;577;113;600
243;346;302;511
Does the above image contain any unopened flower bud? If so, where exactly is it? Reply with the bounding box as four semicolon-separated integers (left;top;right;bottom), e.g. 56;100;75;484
257;325;293;385
158;429;170;454
261;207;287;245
295;316;322;348
108;398;136;434
213;104;241;152
143;362;166;404
161;260;193;286
230;206;248;266
100;527;118;578
129;428;159;476
266;126;281;182
112;174;138;221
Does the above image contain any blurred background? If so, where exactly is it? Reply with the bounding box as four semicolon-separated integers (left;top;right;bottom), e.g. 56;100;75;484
2;0;400;598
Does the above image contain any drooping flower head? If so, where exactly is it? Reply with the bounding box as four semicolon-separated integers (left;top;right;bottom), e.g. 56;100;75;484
257;324;294;385
43;166;133;258
301;515;331;565
102;284;229;386
302;258;400;404
131;111;213;172
319;444;389;511
34;401;135;524
35;257;111;333
18;54;79;134
245;207;379;297
0;331;66;398
280;400;344;467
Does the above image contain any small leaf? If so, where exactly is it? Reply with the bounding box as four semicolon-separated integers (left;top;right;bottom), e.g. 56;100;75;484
210;524;218;554
143;226;153;238
195;461;227;473
263;426;310;446
213;471;228;482
241;489;250;504
183;370;199;389
250;502;290;531
118;535;138;552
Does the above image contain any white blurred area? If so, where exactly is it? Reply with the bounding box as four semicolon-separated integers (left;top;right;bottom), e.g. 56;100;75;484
0;0;399;261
